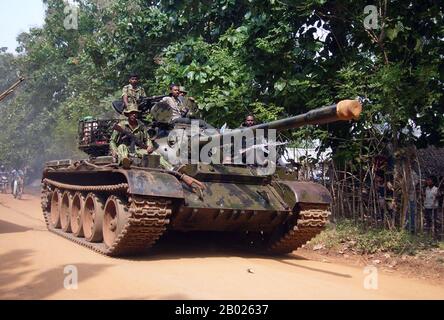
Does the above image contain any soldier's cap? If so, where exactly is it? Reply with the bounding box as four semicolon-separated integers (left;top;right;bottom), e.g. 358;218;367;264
123;106;141;115
179;86;188;94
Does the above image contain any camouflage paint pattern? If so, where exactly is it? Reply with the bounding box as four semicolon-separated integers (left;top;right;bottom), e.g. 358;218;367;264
44;100;361;235
181;181;288;211
275;181;332;209
123;170;184;198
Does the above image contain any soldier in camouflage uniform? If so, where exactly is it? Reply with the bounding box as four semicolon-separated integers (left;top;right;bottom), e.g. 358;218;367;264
178;86;200;119
110;106;173;170
110;107;150;168
109;106;204;190
122;73;146;111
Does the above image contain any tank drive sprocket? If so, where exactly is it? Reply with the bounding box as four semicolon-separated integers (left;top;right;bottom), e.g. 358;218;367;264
266;204;331;254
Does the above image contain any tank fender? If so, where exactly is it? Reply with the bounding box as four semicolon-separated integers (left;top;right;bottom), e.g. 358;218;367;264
122;170;184;199
275;181;332;209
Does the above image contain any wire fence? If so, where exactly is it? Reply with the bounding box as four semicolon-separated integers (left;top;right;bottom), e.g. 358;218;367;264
295;146;443;239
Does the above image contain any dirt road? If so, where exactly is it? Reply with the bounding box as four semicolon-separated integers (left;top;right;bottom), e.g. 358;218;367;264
0;193;443;300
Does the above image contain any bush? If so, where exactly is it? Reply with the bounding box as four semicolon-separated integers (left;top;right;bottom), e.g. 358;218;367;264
310;219;438;255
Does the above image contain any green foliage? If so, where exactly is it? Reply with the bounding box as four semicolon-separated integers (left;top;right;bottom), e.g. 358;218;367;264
154;36;256;126
311;219;438;255
0;0;443;178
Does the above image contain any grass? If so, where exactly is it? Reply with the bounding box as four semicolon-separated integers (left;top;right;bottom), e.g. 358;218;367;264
309;219;439;255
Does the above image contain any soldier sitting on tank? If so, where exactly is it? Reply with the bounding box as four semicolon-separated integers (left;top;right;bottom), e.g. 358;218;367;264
152;84;210;129
110;106;161;168
159;84;187;122
122;73;146;111
240;114;256;128
110;106;205;190
236;113;282;167
110;107;174;172
178;86;200;119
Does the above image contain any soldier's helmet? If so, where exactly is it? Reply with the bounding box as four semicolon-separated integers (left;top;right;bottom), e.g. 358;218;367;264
179;86;188;95
123;105;140;116
150;101;173;123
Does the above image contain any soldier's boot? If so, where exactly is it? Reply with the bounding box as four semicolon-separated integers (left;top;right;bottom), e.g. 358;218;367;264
117;145;131;169
122;157;131;169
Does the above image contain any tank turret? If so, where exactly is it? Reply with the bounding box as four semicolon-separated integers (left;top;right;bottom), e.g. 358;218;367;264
151;99;362;168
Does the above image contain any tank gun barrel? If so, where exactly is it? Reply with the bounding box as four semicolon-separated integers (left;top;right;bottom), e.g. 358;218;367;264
247;99;361;132
204;99;362;144
0;77;25;102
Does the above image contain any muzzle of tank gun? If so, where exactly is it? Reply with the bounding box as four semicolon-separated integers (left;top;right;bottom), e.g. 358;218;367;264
302;99;362;126
336;99;362;121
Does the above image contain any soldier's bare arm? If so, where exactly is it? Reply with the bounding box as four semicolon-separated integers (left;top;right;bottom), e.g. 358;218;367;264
122;86;129;108
123;95;129;109
146;138;154;154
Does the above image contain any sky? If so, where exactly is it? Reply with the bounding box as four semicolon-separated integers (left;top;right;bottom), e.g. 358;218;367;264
0;0;46;53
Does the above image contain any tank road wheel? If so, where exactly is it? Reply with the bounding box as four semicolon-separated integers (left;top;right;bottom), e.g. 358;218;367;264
103;196;130;249
71;192;85;237
60;191;73;233
50;189;62;229
82;193;105;243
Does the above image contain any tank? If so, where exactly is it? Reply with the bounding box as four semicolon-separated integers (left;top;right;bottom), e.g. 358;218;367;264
41;99;362;256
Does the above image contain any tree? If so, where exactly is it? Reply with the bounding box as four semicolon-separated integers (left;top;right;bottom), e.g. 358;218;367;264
0;0;442;183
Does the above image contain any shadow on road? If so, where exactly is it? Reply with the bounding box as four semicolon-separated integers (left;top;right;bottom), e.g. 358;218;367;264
0;219;31;234
0;201;44;225
274;257;352;278
0;249;110;299
120;231;310;262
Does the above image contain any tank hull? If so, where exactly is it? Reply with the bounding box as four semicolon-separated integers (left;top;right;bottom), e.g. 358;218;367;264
41;159;331;256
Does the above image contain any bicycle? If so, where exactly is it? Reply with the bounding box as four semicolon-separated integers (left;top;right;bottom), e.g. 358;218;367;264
13;176;23;199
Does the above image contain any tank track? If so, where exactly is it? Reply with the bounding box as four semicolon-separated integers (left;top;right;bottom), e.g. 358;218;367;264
41;181;172;257
267;204;330;254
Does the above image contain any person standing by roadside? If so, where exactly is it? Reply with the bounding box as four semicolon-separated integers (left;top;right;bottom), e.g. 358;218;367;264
9;168;17;194
0;165;8;194
424;176;441;240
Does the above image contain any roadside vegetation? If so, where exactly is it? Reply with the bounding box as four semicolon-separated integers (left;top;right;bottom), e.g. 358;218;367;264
309;219;440;255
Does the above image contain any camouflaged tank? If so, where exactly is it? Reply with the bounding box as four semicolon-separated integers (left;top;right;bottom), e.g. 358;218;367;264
41;99;362;256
